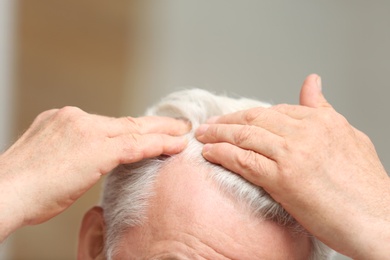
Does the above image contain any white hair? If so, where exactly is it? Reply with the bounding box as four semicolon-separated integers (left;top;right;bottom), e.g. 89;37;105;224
101;89;335;259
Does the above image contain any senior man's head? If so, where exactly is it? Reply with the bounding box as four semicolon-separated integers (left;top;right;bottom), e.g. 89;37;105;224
78;89;334;259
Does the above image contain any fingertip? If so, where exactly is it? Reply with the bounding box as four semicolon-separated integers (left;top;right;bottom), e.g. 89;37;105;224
201;144;219;164
306;73;320;81
300;74;323;108
316;75;322;91
171;118;192;135
195;124;209;138
166;136;189;155
181;136;189;147
202;143;212;154
180;118;193;132
135;116;192;136
206;116;220;124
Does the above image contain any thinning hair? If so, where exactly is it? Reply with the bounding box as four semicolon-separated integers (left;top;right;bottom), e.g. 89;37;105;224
101;89;334;259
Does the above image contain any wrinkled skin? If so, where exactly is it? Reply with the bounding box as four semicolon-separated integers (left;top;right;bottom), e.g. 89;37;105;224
196;75;390;259
0;107;190;242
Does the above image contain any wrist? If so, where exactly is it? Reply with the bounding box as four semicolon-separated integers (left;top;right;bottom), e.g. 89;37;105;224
348;182;390;260
0;154;26;242
353;217;390;260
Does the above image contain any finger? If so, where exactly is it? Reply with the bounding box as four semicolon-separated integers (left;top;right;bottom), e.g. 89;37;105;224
299;74;332;109
270;104;312;120
196;123;284;159
107;116;191;137
206;107;297;136
114;134;188;165
134;116;191;135
201;142;278;188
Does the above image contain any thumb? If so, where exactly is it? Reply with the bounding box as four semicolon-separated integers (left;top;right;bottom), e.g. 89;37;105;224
299;74;332;108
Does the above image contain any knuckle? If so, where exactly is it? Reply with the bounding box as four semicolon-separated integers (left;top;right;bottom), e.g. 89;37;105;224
316;109;343;126
124;133;140;147
316;110;352;137
236;150;261;176
275;152;299;178
356;129;373;146
233;125;253;146
359;131;372;143
54;106;85;125
338;114;351;128
272;103;289;112
275;165;295;191
56;107;90;133
33;109;58;124
119;134;148;163
120;148;142;164
124;116;141;133
57;106;83;117
243;107;265;124
277;139;289;156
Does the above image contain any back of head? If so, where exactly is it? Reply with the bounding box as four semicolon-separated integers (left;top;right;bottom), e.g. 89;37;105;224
101;89;334;259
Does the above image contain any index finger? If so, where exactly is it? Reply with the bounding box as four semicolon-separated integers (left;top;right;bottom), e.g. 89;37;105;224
110;116;191;137
207;107;297;136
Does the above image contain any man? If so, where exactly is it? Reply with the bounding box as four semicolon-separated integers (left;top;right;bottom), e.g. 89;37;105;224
2;75;388;259
78;89;334;259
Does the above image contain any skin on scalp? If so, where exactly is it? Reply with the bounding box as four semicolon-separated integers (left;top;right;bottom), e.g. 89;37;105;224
113;155;311;260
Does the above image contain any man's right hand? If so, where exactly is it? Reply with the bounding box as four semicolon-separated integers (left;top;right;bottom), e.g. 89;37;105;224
0;107;190;242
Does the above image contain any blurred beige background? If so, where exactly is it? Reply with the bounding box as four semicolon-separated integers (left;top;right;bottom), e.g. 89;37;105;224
1;1;390;259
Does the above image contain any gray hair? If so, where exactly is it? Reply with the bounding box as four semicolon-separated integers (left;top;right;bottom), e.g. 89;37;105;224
101;89;335;259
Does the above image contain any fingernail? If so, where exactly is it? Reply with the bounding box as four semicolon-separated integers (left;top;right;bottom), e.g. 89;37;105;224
181;136;189;146
203;144;212;154
207;116;220;124
196;124;209;136
185;121;192;131
316;76;322;91
177;118;192;131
